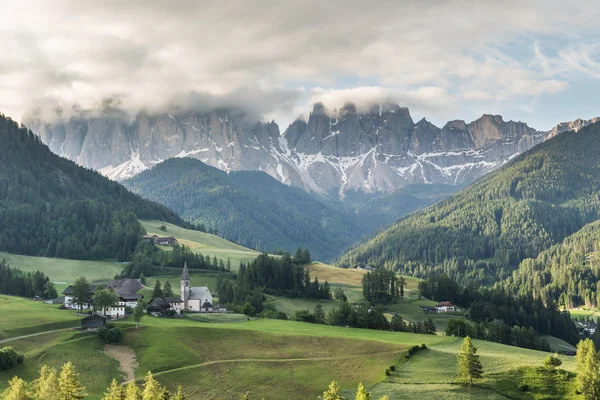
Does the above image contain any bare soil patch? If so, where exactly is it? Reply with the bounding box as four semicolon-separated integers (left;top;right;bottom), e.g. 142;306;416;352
104;344;137;382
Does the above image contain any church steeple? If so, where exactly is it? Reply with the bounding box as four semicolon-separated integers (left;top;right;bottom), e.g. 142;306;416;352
181;262;190;302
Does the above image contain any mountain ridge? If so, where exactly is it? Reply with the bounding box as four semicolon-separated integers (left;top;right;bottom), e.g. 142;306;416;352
25;103;599;199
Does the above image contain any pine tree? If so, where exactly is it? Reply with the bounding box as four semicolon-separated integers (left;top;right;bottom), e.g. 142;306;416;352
457;336;484;385
152;280;163;298
58;362;85;400
124;381;141;400
173;386;186;400
576;338;600;399
102;379;124;400
141;371;162;400
163;281;173;297
321;381;345;400
355;383;371;400
33;365;59;400
1;377;29;400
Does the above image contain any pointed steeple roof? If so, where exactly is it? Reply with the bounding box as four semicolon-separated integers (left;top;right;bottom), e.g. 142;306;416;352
182;262;190;280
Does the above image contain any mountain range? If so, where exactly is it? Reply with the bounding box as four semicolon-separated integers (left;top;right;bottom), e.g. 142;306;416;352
337;120;600;309
26;103;597;198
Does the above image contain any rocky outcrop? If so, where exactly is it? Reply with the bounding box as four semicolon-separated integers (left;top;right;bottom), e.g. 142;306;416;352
25;103;595;198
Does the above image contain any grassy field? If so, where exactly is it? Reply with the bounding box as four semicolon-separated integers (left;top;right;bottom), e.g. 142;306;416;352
0;293;581;400
141;220;259;268
0;295;81;339
0;251;123;292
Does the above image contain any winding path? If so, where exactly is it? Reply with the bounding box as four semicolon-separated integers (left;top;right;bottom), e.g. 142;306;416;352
0;327;77;344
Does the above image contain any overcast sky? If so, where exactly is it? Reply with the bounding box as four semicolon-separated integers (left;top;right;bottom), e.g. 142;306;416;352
1;0;599;130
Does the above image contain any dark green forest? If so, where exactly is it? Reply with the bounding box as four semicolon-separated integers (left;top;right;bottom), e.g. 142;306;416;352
123;157;362;261
0;114;186;261
339;121;600;307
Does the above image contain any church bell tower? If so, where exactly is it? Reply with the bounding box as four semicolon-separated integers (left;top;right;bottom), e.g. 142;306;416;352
181;261;190;304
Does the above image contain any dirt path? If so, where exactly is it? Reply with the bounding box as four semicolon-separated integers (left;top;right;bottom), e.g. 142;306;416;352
104;345;137;382
0;327;77;344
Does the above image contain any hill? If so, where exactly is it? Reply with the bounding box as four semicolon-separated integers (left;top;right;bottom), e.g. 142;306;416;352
338;121;600;304
0;295;579;400
0;114;186;261
124;158;362;261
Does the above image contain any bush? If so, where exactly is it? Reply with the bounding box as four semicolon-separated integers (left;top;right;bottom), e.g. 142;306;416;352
98;324;123;344
389;365;396;371
125;306;134;315
385;368;390;376
519;383;530;392
0;347;24;371
408;345;420;355
543;355;562;368
420;343;427;349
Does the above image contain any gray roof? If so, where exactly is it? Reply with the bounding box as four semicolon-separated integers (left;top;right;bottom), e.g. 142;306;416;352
164;297;183;304
187;286;212;301
62;284;99;295
107;278;143;296
181;262;190;280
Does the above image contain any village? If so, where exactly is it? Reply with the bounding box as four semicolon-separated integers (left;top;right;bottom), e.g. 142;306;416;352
61;262;229;329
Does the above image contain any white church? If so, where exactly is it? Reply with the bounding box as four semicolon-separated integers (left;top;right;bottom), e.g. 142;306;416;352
180;262;214;312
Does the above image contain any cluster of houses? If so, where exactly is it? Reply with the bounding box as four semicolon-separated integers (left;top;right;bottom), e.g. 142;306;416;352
575;319;597;336
422;301;457;313
142;234;178;246
64;262;225;322
354;264;377;271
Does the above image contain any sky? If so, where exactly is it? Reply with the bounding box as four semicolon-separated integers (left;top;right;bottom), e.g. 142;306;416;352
1;0;599;130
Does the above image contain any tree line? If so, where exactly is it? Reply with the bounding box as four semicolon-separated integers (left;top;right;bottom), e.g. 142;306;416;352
0;259;57;299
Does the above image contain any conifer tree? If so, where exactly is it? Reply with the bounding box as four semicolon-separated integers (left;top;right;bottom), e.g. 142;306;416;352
102;379;124;400
141;371;162;400
152;281;163;298
1;377;29;400
58;362;85;400
457;336;483;385
173;386;186;400
124;381;141;400
576;338;600;399
163;281;173;297
355;383;371;400
33;365;59;400
321;381;344;400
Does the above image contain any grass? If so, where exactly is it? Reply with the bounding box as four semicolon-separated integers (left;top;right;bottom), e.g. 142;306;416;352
386;295;464;333
141;220;259;268
542;335;577;353
268;296;340;318
0;331;122;400
0;295;80;339
0;252;123;292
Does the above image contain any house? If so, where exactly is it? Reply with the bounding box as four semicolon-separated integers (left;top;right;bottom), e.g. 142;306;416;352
155;236;177;246
435;301;455;312
62;284;99;310
147;297;184;316
81;314;106;330
180;262;214;312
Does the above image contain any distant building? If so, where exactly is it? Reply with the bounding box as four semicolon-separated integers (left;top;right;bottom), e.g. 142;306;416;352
435;301;455;312
147;297;184;316
62;278;144;318
81;314;106;330
143;235;178;247
180;262;214;312
62;284;100;310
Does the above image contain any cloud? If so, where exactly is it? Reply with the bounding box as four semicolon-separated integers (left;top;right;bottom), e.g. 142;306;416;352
0;0;598;125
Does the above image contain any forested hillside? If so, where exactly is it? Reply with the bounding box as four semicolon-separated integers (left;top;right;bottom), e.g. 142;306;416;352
124;158;362;261
339;121;600;298
0;114;186;260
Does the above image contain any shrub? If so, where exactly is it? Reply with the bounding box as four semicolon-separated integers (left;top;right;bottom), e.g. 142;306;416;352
408;345;420;355
519;383;530;392
98;324;123;344
385;368;390;376
0;347;24;371
420;343;427;349
543;355;562;368
389;365;396;371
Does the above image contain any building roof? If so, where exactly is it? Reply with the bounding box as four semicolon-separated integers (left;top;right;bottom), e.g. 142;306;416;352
202;301;213;308
187;286;211;301
107;278;143;296
62;284;99;295
119;294;143;301
148;298;170;309
181;262;190;280
437;301;454;307
165;297;183;304
81;314;106;322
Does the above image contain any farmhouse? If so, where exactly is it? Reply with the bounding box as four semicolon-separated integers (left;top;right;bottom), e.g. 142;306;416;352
62;283;100;310
142;235;178;246
435;301;455;312
147;297;184;316
180;262;214;312
62;278;144;318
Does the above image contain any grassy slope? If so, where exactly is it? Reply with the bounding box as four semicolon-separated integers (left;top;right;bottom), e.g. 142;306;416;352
0;295;80;339
0;295;579;400
141;220;259;268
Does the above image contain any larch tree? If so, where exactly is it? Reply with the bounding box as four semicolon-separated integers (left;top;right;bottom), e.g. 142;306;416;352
33;365;59;400
173;385;186;400
1;377;29;400
355;383;371;400
321;381;345;400
124;381;141;400
102;379;124;400
457;336;483;385
576;338;600;399
57;362;85;400
141;371;163;400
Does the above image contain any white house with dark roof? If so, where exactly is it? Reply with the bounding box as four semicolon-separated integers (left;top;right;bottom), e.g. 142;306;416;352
180;262;214;312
